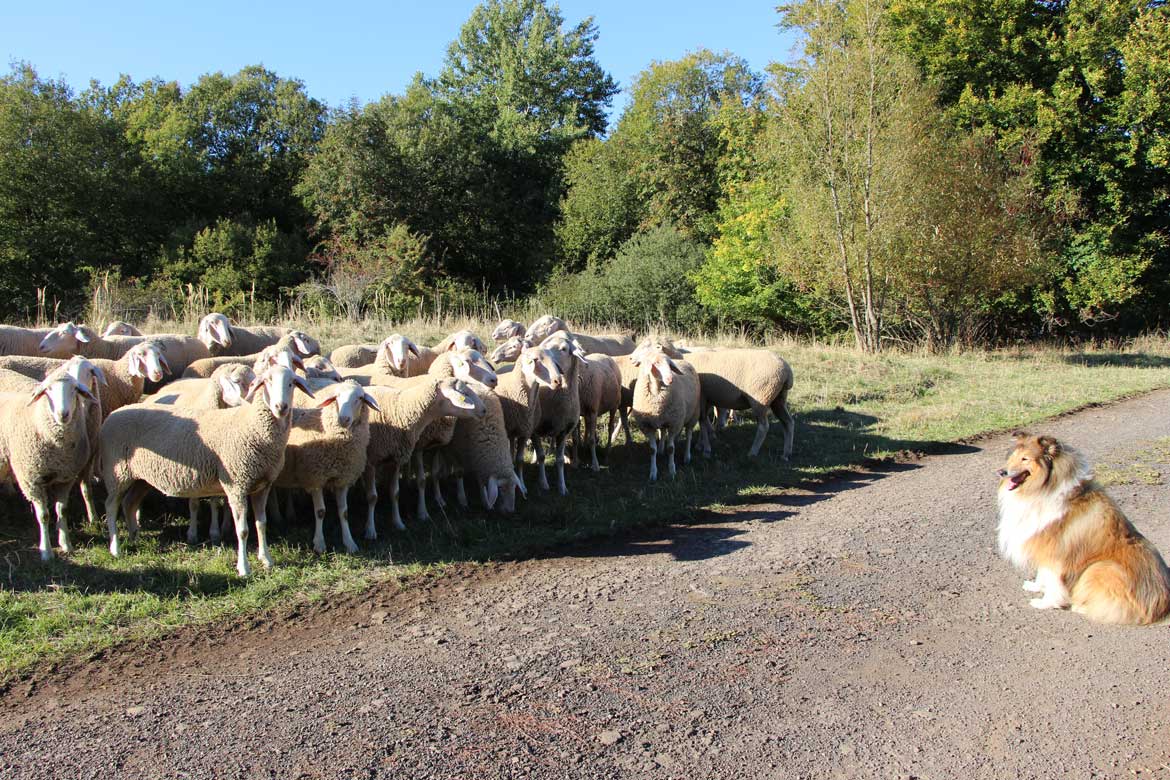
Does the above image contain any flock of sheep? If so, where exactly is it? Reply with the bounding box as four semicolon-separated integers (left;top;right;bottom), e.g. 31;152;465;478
0;314;794;577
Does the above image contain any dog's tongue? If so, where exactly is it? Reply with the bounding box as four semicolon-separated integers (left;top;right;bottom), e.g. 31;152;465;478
1009;471;1028;490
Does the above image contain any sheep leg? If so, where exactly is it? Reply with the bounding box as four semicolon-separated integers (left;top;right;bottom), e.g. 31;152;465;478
771;392;795;461
455;477;468;509
684;423;694;465
555;435;569;496
249;490;274;570
311;489;328;553
430;454;447;510
648;433;659;483
122;483;149;542
79;476;100;527
512;438;528;493
748;401;770;457
210;500;224;543
667;429;678;479
187;499;201;545
50;482;74;554
336;487;358;553
621;407;632;446
534;437;549;491
29;489;54;561
362;464;379;541
227;494;251;578
388;467;405;532
716;407;730;431
586;412;600;472
104;486;125;558
283;490;295;525
267;491;284;526
413;452;431;522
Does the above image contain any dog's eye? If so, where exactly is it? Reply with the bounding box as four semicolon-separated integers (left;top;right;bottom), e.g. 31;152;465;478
1020;457;1029;462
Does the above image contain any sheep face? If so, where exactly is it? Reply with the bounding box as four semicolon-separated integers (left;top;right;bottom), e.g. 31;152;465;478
448;349;498;389
102;321;140;337
62;355;107;392
38;322;91;354
524;315;568;343
214;364;256;408
254;346;303;374
541;334;589;375
246;365;313;420
437;378;487;420
380;334;420;373
126;342;171;383
316;380;380;430
446;329;488;354
304;355;342;382
29;373;94;426
489;336;526;364
491;319;525;342
519;347;563;390
636;348;682;394
197;313;233;349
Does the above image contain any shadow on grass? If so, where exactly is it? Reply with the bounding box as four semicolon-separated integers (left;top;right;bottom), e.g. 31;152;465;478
1060;352;1170;369
0;405;980;596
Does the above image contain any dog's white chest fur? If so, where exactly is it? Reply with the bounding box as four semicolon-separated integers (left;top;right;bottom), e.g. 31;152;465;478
997;487;1067;569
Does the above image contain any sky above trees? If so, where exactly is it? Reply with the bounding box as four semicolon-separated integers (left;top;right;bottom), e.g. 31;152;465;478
3;0;800;118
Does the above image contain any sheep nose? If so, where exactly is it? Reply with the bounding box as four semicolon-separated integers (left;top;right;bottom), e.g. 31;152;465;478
276;402;289;416
339;416;352;428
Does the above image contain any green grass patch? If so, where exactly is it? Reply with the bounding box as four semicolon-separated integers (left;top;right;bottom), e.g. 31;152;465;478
3;334;1170;681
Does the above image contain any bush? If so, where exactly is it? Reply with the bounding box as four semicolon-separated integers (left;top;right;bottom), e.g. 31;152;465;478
538;225;711;331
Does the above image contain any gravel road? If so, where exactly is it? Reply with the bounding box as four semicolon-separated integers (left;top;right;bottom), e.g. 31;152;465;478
3;392;1170;779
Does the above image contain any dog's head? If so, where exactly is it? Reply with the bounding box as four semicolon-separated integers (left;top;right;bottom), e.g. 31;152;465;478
998;431;1065;494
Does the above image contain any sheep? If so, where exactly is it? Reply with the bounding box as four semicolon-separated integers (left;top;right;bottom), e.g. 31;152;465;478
610;354;640;445
372;331;487;379
435;329;488;354
0;324;74;358
360;377;487;535
39;323;211;378
196;312;321;358
491;319;526;342
574;352;624;471
329;343;379;369
629;346;702;482
99;365;313;577
489;336;527;365
524;315;634;356
490;346;563;494
441;381;526;513
683;349;795;459
0;370;98;559
273;381;380;554
182;333;311;378
0;347;169;523
530;332;590;496
302;355;343;382
102;321;142;337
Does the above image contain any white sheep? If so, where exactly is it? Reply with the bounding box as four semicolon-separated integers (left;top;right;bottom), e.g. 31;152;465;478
182;333;319;378
524;315;634;356
39;324;211;378
196;313;321;358
361;378;487;535
491;319;526;342
441;380;526;512
0;324;74;358
329;343;379;369
531;332;590;495
489;335;528;365
574;352;624;471
99;365;313;576
630;346;702;482
0;369;98;559
274;381;380;554
683;349;795;459
495;346;563;492
102;321;142;337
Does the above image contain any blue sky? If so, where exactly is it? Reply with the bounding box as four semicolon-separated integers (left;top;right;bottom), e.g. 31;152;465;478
4;1;800;123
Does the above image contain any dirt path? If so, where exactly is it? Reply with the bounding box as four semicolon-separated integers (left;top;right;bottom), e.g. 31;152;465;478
4;392;1170;779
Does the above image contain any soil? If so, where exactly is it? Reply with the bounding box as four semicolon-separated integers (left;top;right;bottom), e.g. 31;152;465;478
2;391;1170;779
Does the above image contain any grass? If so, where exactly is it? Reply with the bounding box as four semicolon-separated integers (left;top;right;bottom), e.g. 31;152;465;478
3;319;1170;683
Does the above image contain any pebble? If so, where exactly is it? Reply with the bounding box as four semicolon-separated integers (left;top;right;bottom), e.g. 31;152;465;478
598;730;622;746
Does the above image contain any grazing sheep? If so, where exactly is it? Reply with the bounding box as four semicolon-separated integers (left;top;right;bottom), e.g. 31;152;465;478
491;319;526;342
196;312;320;358
630;347;702;482
684;349;795;459
435;329;488;354
442;381;526;513
301;355;343;382
182;333;316;379
361;378;486;535
574;353;624;471
495;346;563;492
102;321;142;337
0;370;98;559
329;343;379;369
0;324;74;358
100;365;313;576
274;381;380;554
531;332;590;496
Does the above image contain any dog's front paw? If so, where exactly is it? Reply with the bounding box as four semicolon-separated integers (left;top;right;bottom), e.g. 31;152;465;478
1022;579;1043;592
1029;597;1064;610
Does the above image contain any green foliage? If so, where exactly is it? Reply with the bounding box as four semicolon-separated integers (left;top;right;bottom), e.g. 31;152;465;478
539;225;710;330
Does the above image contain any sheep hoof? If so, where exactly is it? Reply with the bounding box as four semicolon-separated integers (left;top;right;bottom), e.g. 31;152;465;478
344;541;359;554
392;519;406;531
40;547;54;562
312;539;326;554
109;539;121;558
364;528;378;541
259;553;274;570
186;529;199;545
236;563;251;578
58;539;73;554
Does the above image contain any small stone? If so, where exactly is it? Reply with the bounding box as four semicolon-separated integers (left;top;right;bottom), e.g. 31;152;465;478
598;730;622;746
125;706;145;717
371;610;388;623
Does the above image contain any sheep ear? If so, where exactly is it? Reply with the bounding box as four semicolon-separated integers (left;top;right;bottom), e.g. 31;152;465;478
440;382;477;410
668;358;683;375
316;394;339;408
360;392;381;413
484;476;499;510
157;351;172;376
512;470;527;499
293;373;315;398
75;327;91;343
90;361;108;386
244;375;265;401
75;381;97;403
218;376;243;406
292;334;311;355
26;383;48;406
290;352;305;369
407;341;421;358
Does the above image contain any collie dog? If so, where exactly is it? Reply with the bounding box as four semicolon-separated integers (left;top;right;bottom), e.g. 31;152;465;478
997;432;1170;624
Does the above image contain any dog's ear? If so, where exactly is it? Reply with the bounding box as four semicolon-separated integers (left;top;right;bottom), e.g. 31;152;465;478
1037;436;1060;457
1011;430;1031;443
